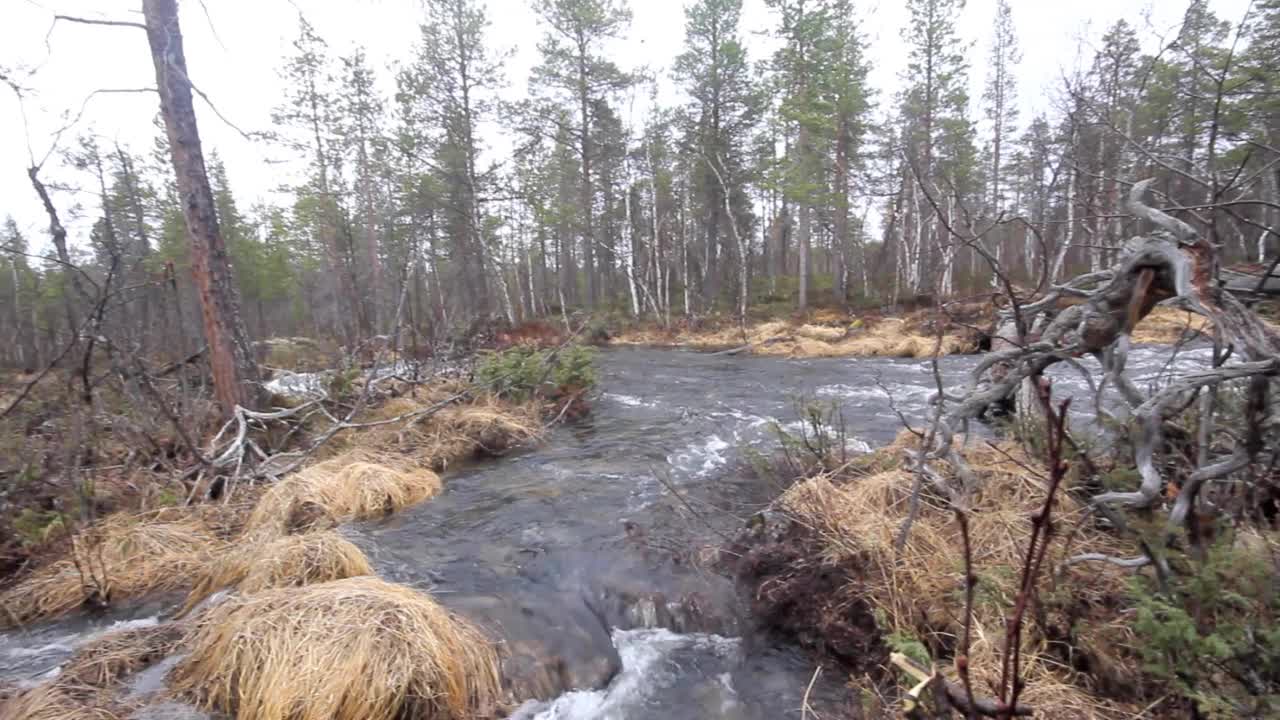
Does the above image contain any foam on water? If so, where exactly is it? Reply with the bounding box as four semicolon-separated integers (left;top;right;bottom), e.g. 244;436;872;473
604;393;653;408
512;628;741;720
667;434;732;478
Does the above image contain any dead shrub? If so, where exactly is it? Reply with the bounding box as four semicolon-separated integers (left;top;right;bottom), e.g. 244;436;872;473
170;576;501;720
778;439;1140;718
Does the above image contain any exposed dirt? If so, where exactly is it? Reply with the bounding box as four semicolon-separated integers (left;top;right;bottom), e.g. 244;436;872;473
726;515;886;675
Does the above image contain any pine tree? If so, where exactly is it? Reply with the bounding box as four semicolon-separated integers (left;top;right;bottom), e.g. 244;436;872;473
143;0;261;413
899;0;972;295
401;0;513;322
530;0;633;310
825;0;873;304
768;0;833;310
673;0;760;309
338;48;387;328
275;16;369;342
983;0;1019;215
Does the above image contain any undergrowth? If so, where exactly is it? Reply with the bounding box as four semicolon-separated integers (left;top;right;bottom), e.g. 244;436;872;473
474;343;597;412
1130;532;1280;718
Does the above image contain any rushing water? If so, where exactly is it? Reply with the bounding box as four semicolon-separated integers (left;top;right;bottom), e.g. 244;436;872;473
1;344;1217;718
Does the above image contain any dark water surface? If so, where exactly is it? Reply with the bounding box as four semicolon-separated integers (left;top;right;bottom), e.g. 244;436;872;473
1;345;1215;719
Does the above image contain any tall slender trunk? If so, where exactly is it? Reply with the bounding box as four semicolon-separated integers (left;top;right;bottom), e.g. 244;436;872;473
797;121;811;311
834;117;850;306
1051;144;1077;282
116;147;156;351
577;38;596;310
143;0;260;413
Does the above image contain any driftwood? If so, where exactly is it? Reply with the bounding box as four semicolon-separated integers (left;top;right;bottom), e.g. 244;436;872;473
917;178;1279;555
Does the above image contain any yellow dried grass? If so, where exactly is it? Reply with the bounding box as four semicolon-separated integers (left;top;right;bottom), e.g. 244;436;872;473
170;576;501;720
245;449;442;537
794;324;847;342
60;622;184;688
1;623;183;720
180;531;373;615
613;316;973;358
779;439;1138;719
1130;305;1211;344
380;400;543;470
0;682;121;720
0;514;223;628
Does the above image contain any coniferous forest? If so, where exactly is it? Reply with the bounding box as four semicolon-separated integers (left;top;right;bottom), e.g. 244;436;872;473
3;2;1280;719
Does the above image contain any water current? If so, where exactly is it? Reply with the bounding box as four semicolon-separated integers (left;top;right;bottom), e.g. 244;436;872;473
1;344;1217;718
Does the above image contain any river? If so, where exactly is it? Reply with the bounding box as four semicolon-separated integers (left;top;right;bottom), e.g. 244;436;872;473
0;344;1216;719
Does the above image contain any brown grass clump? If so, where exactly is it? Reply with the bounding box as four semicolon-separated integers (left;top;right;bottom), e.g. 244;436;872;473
180;531;373;615
59;622;184;688
1131;305;1211;344
612;316;975;358
0;682;122;720
170;576;501;720
794;323;847;342
363;396;542;470
1;623;183;720
779;439;1139;718
0;513;223;628
245;449;442;537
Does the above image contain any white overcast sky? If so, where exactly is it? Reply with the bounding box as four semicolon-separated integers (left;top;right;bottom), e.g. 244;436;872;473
0;0;1254;248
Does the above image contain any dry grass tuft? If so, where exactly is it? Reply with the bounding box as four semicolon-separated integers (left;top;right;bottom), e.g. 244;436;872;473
2;623;183;719
366;397;543;470
416;403;542;469
59;622;184;688
613;315;974;358
180;531;373;615
794;324;847;342
0;513;224;628
0;682;123;720
170;576;501;720
779;439;1139;718
1131;305;1211;344
245;449;442;537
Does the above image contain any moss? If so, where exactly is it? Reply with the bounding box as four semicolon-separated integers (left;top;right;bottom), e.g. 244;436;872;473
13;508;66;547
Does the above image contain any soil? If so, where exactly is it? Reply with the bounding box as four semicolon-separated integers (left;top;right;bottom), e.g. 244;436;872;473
726;512;887;675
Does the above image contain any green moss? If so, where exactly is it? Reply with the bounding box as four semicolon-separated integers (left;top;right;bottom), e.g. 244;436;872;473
13;508;66;547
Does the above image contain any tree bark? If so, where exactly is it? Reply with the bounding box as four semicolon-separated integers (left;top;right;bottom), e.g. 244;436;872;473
143;0;260;415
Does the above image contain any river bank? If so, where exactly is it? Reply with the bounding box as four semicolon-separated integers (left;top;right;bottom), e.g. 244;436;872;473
3;341;1271;719
608;305;1212;358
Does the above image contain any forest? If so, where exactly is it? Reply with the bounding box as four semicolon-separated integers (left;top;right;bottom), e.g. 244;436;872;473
2;0;1276;366
2;0;1280;719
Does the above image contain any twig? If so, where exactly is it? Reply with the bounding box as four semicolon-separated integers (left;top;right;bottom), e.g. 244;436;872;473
648;465;736;544
800;664;822;720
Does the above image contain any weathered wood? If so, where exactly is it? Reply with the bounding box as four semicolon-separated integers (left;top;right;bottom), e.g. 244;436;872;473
142;0;261;415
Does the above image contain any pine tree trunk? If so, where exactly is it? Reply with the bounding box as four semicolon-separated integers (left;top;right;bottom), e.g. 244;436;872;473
143;0;260;414
577;45;596;310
